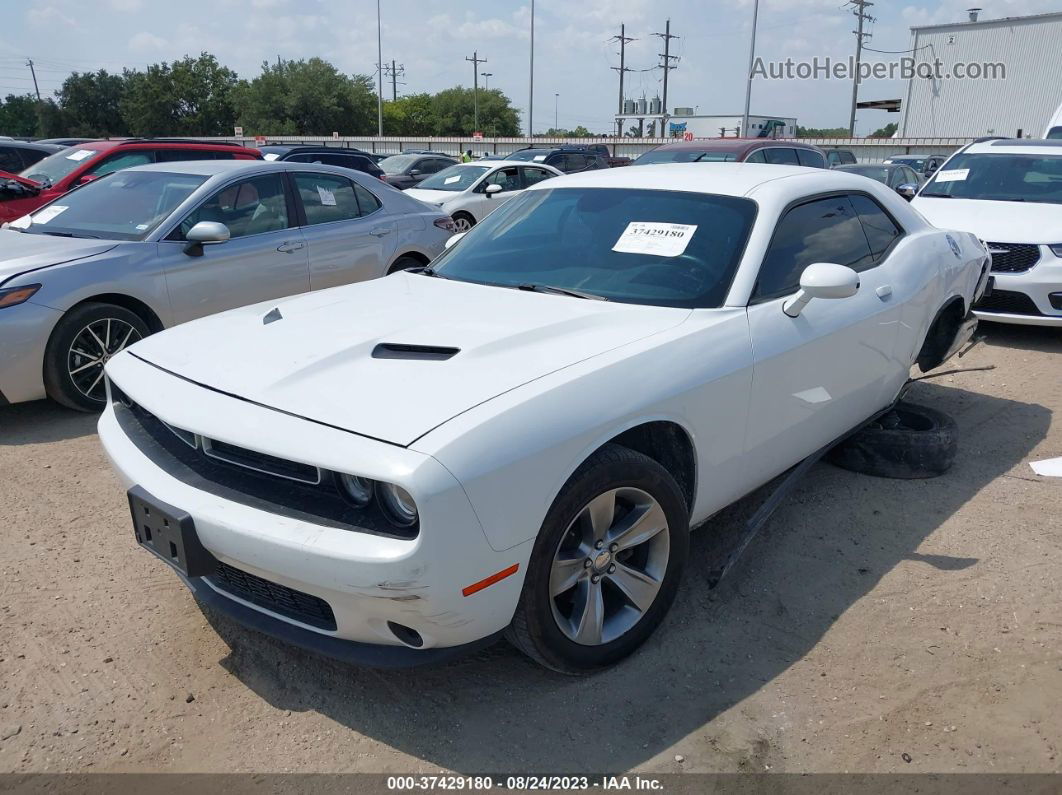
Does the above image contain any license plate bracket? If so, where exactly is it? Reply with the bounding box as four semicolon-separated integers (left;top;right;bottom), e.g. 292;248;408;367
128;485;216;577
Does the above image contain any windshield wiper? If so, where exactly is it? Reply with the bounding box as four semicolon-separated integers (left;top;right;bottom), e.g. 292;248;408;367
918;192;956;198
411;266;449;279
517;283;608;301
39;231;100;239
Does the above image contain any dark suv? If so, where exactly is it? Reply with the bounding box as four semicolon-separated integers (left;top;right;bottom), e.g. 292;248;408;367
258;145;385;180
506;146;610;173
0;140;64;176
2;139;261;223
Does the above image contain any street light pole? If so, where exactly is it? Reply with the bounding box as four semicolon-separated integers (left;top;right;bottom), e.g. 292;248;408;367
376;0;383;137
528;0;535;138
554;93;559;131
481;72;492;90
741;0;760;139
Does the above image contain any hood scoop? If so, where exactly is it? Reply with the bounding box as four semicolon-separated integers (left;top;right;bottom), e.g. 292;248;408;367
371;343;460;361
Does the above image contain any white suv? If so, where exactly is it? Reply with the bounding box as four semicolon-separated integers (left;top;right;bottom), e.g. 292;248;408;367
913;139;1062;326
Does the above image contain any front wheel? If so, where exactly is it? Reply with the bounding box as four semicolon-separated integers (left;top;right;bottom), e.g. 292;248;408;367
451;212;475;233
506;444;689;674
43;302;150;412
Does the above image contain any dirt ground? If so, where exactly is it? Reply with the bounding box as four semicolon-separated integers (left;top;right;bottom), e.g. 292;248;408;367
1;322;1060;776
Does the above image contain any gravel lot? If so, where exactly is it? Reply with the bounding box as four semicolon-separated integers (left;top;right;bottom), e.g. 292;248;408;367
1;323;1060;775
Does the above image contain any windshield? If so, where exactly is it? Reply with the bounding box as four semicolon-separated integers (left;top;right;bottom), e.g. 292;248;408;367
633;149;737;164
1047;127;1062;140
417;165;490;191
506;150;555;162
840;165;889;182
20;147;101;186
433;187;757;308
886;156;924;169
920;152;1062;204
379;154;421;174
10;170;206;240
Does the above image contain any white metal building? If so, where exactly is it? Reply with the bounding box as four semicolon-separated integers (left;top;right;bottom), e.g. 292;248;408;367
664;114;798;139
899;11;1062;138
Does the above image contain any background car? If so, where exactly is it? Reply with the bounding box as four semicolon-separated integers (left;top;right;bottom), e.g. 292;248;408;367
379;153;458;189
34;138;99;147
1;138;262;224
258;145;386;180
825;149;857;167
834;163;923;199
913;138;1062;326
633;139;827;168
405;160;563;232
883;154;948;180
0;140;65;175
0;160;453;411
505;146;610;173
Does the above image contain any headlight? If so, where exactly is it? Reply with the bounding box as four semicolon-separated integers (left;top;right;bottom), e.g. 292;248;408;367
0;284;41;309
378;483;419;527
1049;244;1062;257
335;472;374;507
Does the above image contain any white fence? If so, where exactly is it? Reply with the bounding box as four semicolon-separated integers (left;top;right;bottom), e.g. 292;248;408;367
200;135;975;164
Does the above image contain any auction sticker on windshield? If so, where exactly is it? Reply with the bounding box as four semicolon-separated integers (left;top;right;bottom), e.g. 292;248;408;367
66;150;94;162
32;205;69;225
612;221;698;258
934;169;970;183
316;186;337;206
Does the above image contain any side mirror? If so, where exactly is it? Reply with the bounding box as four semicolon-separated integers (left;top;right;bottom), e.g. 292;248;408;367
484;183;503;197
895;183;918;200
783;262;860;317
443;231;467;250
183;221;230;256
75;174;99;187
409;169;422;177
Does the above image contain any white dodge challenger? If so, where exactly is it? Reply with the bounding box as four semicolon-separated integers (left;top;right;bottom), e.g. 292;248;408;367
99;163;989;673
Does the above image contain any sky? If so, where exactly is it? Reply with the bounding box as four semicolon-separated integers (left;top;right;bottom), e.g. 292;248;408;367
1;0;1060;135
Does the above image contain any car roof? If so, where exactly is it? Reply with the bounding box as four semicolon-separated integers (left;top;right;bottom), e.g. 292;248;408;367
121;160;272;177
964;138;1062;155
1;140;62;152
649;138;820;155
259;144;368;155
531;161;867;197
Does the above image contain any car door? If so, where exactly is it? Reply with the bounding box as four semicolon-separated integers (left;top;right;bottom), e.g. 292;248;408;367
156;172;309;324
742;193;905;487
470;166;523;221
292;171;394;289
520;165;557;188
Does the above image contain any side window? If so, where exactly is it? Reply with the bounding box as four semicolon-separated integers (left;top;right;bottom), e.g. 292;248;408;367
520;166;554;186
293;172;360;225
796;149;826;168
87;151;154;176
564;153;587;171
887;168;904;188
352;182;382;216
175;173;290;240
753;195;874;301
484;166;520;191
745;150;767;164
156;149;218;163
0;147;21;173
285;153;315;163
764;147;799;166
848;194;902;262
416;159;444;175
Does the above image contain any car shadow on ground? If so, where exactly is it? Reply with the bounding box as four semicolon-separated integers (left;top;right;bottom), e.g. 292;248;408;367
201;379;1048;773
0;399;97;445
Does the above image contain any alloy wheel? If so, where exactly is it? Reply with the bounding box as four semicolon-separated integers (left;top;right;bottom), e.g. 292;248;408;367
549;487;670;646
67;317;142;401
452;215;473;232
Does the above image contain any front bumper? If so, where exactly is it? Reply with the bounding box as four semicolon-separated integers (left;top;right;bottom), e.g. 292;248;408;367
99;352;531;660
974;252;1062;327
0;299;63;404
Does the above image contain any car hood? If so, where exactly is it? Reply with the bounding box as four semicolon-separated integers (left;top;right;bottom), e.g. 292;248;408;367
912;197;1062;243
0;230;119;285
404;188;459;205
129;274;689;446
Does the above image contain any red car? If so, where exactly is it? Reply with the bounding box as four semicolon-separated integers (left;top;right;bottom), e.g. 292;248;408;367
0;139;261;224
633;138;827;169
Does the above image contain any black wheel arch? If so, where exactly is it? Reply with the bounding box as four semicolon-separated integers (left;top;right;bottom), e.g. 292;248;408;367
916;295;966;372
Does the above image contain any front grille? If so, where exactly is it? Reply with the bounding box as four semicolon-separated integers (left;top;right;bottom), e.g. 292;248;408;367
209;561;337;631
986;242;1040;273
975;289;1044;316
202;438;321;484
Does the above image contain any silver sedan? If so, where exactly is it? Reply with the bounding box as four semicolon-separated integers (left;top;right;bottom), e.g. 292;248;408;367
0;160;454;411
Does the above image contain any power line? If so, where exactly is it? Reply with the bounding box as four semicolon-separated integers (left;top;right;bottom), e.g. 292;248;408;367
847;0;875;136
465;50;487;133
383;60;406;101
652;19;679;120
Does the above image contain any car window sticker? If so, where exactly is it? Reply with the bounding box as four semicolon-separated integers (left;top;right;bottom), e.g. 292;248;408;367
934;169;969;183
612;221;698;258
66;150;94;161
316;185;336;206
31;205;69;224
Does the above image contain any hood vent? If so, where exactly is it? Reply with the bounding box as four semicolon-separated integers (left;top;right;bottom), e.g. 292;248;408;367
371;343;460;361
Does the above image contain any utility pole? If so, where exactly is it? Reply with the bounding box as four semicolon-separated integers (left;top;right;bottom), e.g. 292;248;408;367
466;51;487;133
609;25;635;137
652;20;679;121
26;59;40;101
528;0;535;137
376;0;383;136
481;72;493;90
848;0;874;136
384;60;406;101
554;93;559;131
741;0;760;138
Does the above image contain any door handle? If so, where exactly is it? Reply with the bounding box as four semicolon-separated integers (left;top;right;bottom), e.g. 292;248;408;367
876;284;893;300
370;227;392;237
277;241;305;253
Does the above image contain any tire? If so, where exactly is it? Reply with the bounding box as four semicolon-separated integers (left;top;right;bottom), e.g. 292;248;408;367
387;255;425;274
451;212;475;233
827;402;958;479
43;302;151;412
506;444;689;674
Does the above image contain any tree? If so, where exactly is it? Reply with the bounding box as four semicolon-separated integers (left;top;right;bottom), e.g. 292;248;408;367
383;93;435;136
539;125;595;138
429;87;520;136
122;53;238;136
35;99;68;138
56;70;130;137
796;125;850;138
869;122;898;138
0;94;40;137
233;58;377;136
624;124;641;137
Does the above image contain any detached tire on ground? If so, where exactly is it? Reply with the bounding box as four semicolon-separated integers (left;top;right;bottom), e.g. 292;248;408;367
827;402;958;479
506;444;689;675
